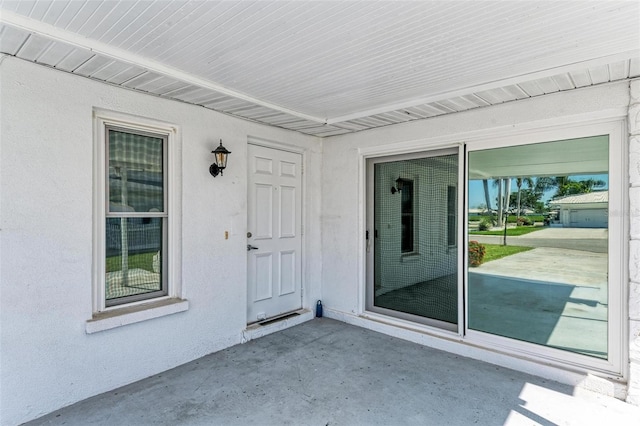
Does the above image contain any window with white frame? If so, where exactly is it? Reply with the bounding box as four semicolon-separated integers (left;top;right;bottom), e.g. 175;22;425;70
105;126;167;306
93;111;179;314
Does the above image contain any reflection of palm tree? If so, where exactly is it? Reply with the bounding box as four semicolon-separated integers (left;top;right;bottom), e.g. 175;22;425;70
536;176;606;199
504;178;511;220
496;179;503;227
534;176;558;194
515;177;534;218
492;178;511;227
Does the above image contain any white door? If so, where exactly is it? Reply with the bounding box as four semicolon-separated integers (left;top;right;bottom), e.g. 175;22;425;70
247;144;303;323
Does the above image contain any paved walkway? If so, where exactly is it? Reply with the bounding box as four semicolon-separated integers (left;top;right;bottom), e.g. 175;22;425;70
26;319;639;426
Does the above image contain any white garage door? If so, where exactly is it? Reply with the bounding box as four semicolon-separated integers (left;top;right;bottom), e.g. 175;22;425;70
569;209;608;228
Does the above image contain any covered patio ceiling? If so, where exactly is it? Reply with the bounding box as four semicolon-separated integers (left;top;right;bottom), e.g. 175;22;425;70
1;0;639;137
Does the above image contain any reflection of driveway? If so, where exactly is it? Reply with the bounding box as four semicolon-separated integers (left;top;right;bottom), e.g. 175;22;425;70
469;227;608;253
469;246;608;358
471;247;607;288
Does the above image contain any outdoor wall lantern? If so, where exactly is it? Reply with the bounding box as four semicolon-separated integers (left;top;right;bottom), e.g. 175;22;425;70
209;139;232;177
391;177;404;194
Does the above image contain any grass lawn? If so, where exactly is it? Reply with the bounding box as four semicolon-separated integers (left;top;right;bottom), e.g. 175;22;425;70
106;252;156;272
482;244;533;263
470;226;544;236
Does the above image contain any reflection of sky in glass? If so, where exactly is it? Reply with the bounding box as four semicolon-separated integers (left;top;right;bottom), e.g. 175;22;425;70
469;174;608;209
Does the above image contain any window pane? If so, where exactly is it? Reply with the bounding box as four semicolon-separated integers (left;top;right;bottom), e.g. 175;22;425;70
108;130;164;213
106;217;163;303
467;136;608;359
447;186;456;246
401;179;414;253
372;153;458;325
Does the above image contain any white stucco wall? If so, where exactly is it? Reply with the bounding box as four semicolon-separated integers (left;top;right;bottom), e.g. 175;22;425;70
0;56;323;425
627;78;640;405
321;81;637;399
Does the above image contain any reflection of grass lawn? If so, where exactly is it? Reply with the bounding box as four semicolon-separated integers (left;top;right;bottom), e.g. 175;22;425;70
470;226;544;236
483;244;533;263
106;252;155;272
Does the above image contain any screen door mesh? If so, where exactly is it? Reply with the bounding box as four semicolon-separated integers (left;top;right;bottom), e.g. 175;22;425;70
373;154;458;324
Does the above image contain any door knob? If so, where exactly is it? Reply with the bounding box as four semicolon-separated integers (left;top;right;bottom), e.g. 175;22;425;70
247;244;259;251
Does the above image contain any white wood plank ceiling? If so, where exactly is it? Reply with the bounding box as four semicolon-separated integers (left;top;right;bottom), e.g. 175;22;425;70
1;1;639;137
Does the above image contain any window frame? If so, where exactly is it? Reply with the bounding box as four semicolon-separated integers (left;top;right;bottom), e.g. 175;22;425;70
93;110;182;315
365;147;462;331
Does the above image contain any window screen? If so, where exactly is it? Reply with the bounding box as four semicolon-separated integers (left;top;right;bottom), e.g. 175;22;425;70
371;153;459;326
105;128;167;306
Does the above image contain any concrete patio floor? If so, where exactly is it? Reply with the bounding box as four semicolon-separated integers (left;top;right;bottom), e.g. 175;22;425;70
26;319;638;426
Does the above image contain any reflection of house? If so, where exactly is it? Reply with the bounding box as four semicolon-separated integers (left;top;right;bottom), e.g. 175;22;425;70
468;208;490;217
550;191;608;228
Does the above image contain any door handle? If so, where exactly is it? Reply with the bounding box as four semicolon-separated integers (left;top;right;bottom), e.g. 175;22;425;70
247;244;259;251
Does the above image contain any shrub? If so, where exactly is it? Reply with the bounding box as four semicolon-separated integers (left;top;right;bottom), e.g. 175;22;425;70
507;214;544;223
468;241;486;267
517;216;533;226
478;218;492;231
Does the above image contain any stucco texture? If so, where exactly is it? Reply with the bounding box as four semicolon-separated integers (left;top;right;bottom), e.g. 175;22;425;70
0;56;322;425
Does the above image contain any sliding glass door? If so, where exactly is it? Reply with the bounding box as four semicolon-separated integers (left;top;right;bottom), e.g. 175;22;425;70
366;149;460;331
365;122;624;374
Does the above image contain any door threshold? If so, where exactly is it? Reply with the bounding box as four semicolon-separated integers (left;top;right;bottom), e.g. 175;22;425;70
242;309;313;343
257;311;301;326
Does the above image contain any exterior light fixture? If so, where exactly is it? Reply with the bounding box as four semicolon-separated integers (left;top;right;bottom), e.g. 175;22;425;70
391;177;404;194
209;139;231;177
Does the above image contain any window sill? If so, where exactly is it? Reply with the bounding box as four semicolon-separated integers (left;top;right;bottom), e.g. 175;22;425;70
86;298;188;334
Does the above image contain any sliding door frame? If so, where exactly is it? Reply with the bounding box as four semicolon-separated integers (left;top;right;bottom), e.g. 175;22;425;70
358;116;627;378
